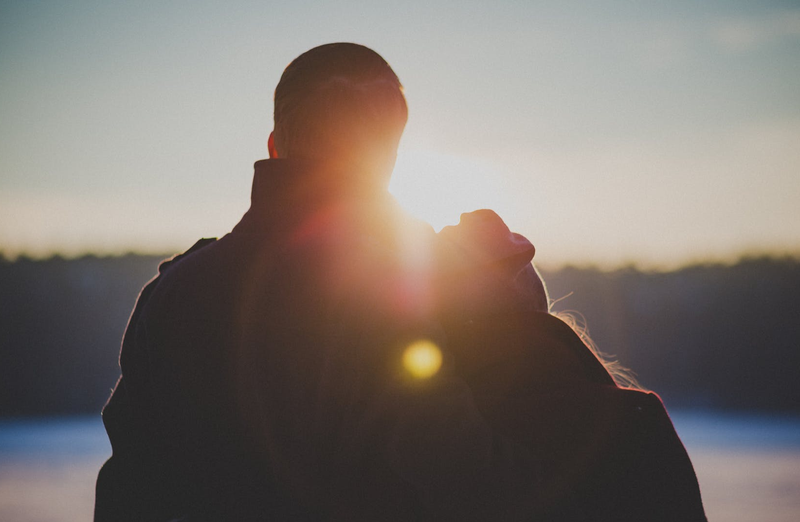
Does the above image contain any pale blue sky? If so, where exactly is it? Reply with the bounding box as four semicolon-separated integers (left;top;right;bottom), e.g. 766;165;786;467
1;0;799;267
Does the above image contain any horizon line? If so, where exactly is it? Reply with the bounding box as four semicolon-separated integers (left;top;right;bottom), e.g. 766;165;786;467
4;248;800;274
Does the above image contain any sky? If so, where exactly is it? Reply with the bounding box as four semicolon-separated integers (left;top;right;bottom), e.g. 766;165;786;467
1;0;798;269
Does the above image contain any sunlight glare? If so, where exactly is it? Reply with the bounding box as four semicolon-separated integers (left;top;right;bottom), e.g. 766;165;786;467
390;150;511;231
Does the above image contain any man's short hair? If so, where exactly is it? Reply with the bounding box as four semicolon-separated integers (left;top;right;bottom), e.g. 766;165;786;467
273;43;408;169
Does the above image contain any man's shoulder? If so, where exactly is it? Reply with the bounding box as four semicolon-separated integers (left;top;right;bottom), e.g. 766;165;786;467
135;234;257;327
156;237;219;274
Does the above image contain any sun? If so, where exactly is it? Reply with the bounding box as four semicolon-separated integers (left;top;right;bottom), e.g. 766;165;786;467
389;149;512;231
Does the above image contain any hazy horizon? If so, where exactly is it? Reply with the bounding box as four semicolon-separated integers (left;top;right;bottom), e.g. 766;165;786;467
4;244;799;273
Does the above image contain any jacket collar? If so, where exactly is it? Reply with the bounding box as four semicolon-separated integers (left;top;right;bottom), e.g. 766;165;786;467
233;158;392;236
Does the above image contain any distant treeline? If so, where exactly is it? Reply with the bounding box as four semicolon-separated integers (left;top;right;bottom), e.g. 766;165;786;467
1;253;799;416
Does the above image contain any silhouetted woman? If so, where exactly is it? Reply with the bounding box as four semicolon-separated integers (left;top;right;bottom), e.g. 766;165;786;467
436;209;706;521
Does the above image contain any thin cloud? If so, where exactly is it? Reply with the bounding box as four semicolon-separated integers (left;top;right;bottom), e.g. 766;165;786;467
712;10;800;52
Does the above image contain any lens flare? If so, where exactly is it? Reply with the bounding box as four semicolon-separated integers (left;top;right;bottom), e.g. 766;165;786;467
402;340;443;379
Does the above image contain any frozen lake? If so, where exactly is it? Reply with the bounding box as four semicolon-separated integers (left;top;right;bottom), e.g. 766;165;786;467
1;412;799;521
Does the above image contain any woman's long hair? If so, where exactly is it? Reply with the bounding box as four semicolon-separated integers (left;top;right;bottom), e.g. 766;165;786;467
551;310;644;390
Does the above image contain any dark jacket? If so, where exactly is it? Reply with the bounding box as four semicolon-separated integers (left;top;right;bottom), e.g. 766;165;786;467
96;159;542;521
447;312;707;521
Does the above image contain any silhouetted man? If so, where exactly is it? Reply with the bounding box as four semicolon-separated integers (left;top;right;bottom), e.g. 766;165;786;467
95;43;706;522
94;43;547;522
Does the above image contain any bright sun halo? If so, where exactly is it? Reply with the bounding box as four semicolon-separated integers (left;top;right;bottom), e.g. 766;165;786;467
389;150;511;231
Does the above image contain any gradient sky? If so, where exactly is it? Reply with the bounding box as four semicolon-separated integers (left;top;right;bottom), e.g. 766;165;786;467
1;0;799;268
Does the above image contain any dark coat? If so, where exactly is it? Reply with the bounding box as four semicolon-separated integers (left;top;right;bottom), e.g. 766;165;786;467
448;312;707;521
96;159;541;521
95;159;706;521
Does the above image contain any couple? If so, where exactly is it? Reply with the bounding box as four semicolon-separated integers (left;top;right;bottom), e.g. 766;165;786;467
95;43;706;521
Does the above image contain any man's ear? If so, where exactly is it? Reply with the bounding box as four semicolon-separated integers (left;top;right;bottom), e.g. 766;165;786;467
268;131;279;158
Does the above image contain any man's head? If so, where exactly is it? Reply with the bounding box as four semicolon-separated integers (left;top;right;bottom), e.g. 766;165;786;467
271;43;408;185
